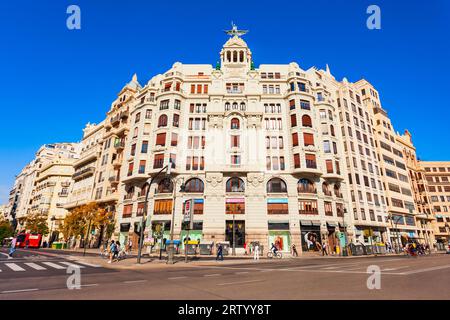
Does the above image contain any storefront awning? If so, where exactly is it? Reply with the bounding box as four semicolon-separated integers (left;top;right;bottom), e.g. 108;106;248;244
300;220;321;227
327;222;338;227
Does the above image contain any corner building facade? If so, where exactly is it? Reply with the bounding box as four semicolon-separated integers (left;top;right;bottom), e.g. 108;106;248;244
116;33;351;254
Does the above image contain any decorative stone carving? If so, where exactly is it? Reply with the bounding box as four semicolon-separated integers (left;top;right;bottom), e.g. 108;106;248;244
246;114;262;128
208;115;224;128
205;173;223;188
247;173;264;188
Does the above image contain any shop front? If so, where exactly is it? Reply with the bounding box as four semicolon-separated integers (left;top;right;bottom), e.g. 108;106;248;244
180;221;203;249
225;220;245;247
268;221;290;252
300;220;322;252
326;222;339;254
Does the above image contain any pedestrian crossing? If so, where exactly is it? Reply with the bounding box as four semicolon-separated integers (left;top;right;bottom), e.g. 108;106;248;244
0;260;99;273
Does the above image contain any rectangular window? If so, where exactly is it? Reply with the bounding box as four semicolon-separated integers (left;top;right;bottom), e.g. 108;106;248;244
324;202;333;216
289;99;295;110
292;133;298;147
299;200;318;215
136;202;145;216
138;160;146;174
123;204;133;218
173;114;180;127
156;133;166;146
294;154;301;168
153;153;164;169
305;154;316;168
141;141;148;153
267;199;289;214
303;133;314;146
171;133;178;146
326;160;333;173
231;135;240;148
127;162;134;176
226;198;245;214
154;199;173;215
290;114;297;127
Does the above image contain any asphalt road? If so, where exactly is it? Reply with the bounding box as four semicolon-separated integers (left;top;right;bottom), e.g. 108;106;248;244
1;248;449;299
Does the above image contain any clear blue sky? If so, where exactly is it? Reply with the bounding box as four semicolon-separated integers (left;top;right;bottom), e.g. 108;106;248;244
0;0;449;203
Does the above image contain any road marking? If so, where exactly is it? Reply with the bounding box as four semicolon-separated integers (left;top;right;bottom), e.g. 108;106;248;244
217;279;264;286
59;262;85;268
80;284;98;287
168;276;187;280
402;265;450;275
24;263;47;270
204;274;221;277
5;263;25;271
2;288;39;294
123;280;147;284
383;266;409;271
0;252;12;260
72;261;100;268
42;262;66;269
322;266;340;270
235;271;249;274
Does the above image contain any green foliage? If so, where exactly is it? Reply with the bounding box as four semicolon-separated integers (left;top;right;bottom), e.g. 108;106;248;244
24;213;49;236
0;219;14;242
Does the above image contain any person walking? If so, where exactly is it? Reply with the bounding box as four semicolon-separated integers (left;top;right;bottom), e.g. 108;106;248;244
216;243;224;261
9;237;17;257
254;243;260;260
127;238;133;254
321;242;328;256
108;240;116;263
291;244;298;257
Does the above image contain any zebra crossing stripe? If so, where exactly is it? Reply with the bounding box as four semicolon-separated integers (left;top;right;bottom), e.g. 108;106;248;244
24;263;47;270
72;261;100;268
42;262;66;270
59;262;85;268
5;263;25;272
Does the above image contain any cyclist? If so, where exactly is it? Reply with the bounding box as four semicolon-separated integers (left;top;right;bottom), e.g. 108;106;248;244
270;243;278;256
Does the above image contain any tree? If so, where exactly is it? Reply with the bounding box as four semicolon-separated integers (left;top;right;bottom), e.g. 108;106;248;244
0;216;14;243
24;213;49;236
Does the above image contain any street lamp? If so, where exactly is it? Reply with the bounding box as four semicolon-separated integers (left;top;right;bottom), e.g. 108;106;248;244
388;213;402;253
168;175;185;265
232;214;236;256
49;215;56;246
136;164;171;264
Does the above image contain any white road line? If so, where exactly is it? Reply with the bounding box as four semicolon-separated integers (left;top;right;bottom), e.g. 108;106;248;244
403;265;450;275
235;271;249;274
59;262;85;268
0;252;12;260
383;266;409;271
204;274;221;277
168;276;187;280
123;280;147;284
322;266;341;270
24;263;47;270
72;261;100;268
5;263;25;271
217;279;264;286
2;288;39;294
42;262;66;270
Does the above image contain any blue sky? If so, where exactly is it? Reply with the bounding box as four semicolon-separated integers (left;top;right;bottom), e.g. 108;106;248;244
0;0;449;203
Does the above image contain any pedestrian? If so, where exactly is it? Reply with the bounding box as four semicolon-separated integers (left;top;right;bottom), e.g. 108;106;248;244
321;242;328;256
108;240;116;263
254;243;260;260
292;244;298;257
127;238;133;254
216;243;224;261
9;237;17;257
114;241;121;260
243;241;247;255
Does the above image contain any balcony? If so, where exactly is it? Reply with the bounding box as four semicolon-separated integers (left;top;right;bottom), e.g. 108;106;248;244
72;167;95;181
111;115;120;126
108;176;119;186
323;173;344;182
114;141;125;150
112;159;122;169
120;109;129;119
299;209;318;215
293;166;322;177
61;181;71;188
58;192;69;197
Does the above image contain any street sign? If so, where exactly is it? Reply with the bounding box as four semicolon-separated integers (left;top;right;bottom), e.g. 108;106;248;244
183;199;194;229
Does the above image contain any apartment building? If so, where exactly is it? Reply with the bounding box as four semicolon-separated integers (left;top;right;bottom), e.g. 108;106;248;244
65;122;104;210
357;81;419;248
115;29;351;254
421;161;450;250
396;130;435;247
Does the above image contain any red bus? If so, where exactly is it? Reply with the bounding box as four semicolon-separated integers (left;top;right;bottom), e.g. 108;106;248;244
15;233;42;248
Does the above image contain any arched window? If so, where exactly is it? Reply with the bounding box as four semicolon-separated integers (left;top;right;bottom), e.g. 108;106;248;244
227;51;231;62
334;184;342;197
330;125;335;136
232;102;238;110
158;114;168;127
226;177;245;192
157;178;173;193
240;102;246;111
125;186;135;200
267;178;287;193
225;102;230;111
239;51;244;62
322;182;331;196
231;118;240;129
302;115;312;127
297;178;316;194
184;178;204;193
139;183;149;197
233;51;238;62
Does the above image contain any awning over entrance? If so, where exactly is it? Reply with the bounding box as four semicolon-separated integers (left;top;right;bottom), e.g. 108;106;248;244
327;222;338;227
300;220;321;227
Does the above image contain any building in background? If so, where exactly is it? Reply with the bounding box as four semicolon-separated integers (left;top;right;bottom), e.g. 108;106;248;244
421;161;450;250
397;130;435;248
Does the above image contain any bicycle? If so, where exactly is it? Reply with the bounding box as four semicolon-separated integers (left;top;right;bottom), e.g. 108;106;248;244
267;251;282;259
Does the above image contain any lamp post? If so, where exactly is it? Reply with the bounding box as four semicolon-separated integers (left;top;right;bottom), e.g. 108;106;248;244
49;215;56;247
232;214;236;256
136;164;171;264
168;175;185;265
389;214;401;253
